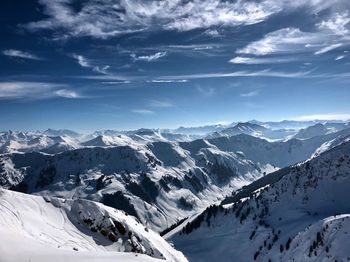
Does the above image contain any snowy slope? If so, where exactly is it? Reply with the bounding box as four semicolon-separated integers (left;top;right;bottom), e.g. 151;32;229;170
249;120;348;130
207;122;297;141
0;131;80;154
204;127;350;167
171;140;350;262
172;124;228;136
0;130;195;154
281;214;350;261
1;121;347;155
0;188;188;262
82;134;141;147
43;128;81;138
2;126;349;235
208;123;269;138
293;123;348;140
0;140;264;232
2;128;350;233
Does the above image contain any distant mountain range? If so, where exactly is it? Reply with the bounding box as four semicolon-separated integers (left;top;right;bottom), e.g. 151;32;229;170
1;120;349;154
1;119;350;261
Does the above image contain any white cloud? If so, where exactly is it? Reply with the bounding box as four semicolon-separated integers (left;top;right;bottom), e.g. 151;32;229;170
318;12;350;35
131;109;155;115
94;65;110;74
150;44;223;58
160;69;311;80
314;43;342;55
24;0;275;37
335;55;345;60
72;54;109;74
149;100;173;108
54;89;80;98
147;79;188;83
81;75;134;82
237;28;322;56
163;44;221;50
0;82;53;99
193;46;214;51
131;52;167;62
292;113;350;121
236;12;350;58
204;29;220;38
102;81;132;84
0;82;80;100
230;56;295;64
240;90;260;97
24;0;340;39
2;49;42;60
73;54;90;67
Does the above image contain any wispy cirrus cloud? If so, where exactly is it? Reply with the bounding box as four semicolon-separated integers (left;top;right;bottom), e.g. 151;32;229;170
240;90;260;97
143;44;224;58
160;44;223;51
335;55;346;60
23;0;341;39
229;56;295;64
2;49;42;60
236;28;322;56
102;81;132;84
314;43;342;55
149;99;173;108
159;69;311;80
0;82;81;100
147;79;188;83
131;51;167;62
72;54;110;74
236;11;350;58
81;75;134;82
54;89;80;98
131;109;155;115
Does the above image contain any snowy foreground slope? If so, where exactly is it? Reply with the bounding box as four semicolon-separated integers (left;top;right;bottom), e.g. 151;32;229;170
170;141;350;262
0;189;188;262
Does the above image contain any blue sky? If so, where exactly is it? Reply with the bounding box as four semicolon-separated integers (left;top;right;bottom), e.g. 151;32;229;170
1;0;350;131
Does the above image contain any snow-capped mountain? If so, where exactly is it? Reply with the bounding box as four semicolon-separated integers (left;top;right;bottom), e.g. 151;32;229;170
293;123;330;139
1;120;350;262
1;120;348;155
208;122;297;141
249;120;348;130
170;140;350;262
293;123;348;140
171;124;229;136
2;126;350;233
126;129;196;143
0;139;264;232
199;127;350;167
43;128;81;138
0;129;195;154
0;188;187;262
208;123;268;138
92;129;198;143
0;130;81;154
82;134;139;147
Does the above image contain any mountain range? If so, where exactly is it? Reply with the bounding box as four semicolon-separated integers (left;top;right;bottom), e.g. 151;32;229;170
1;120;350;261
